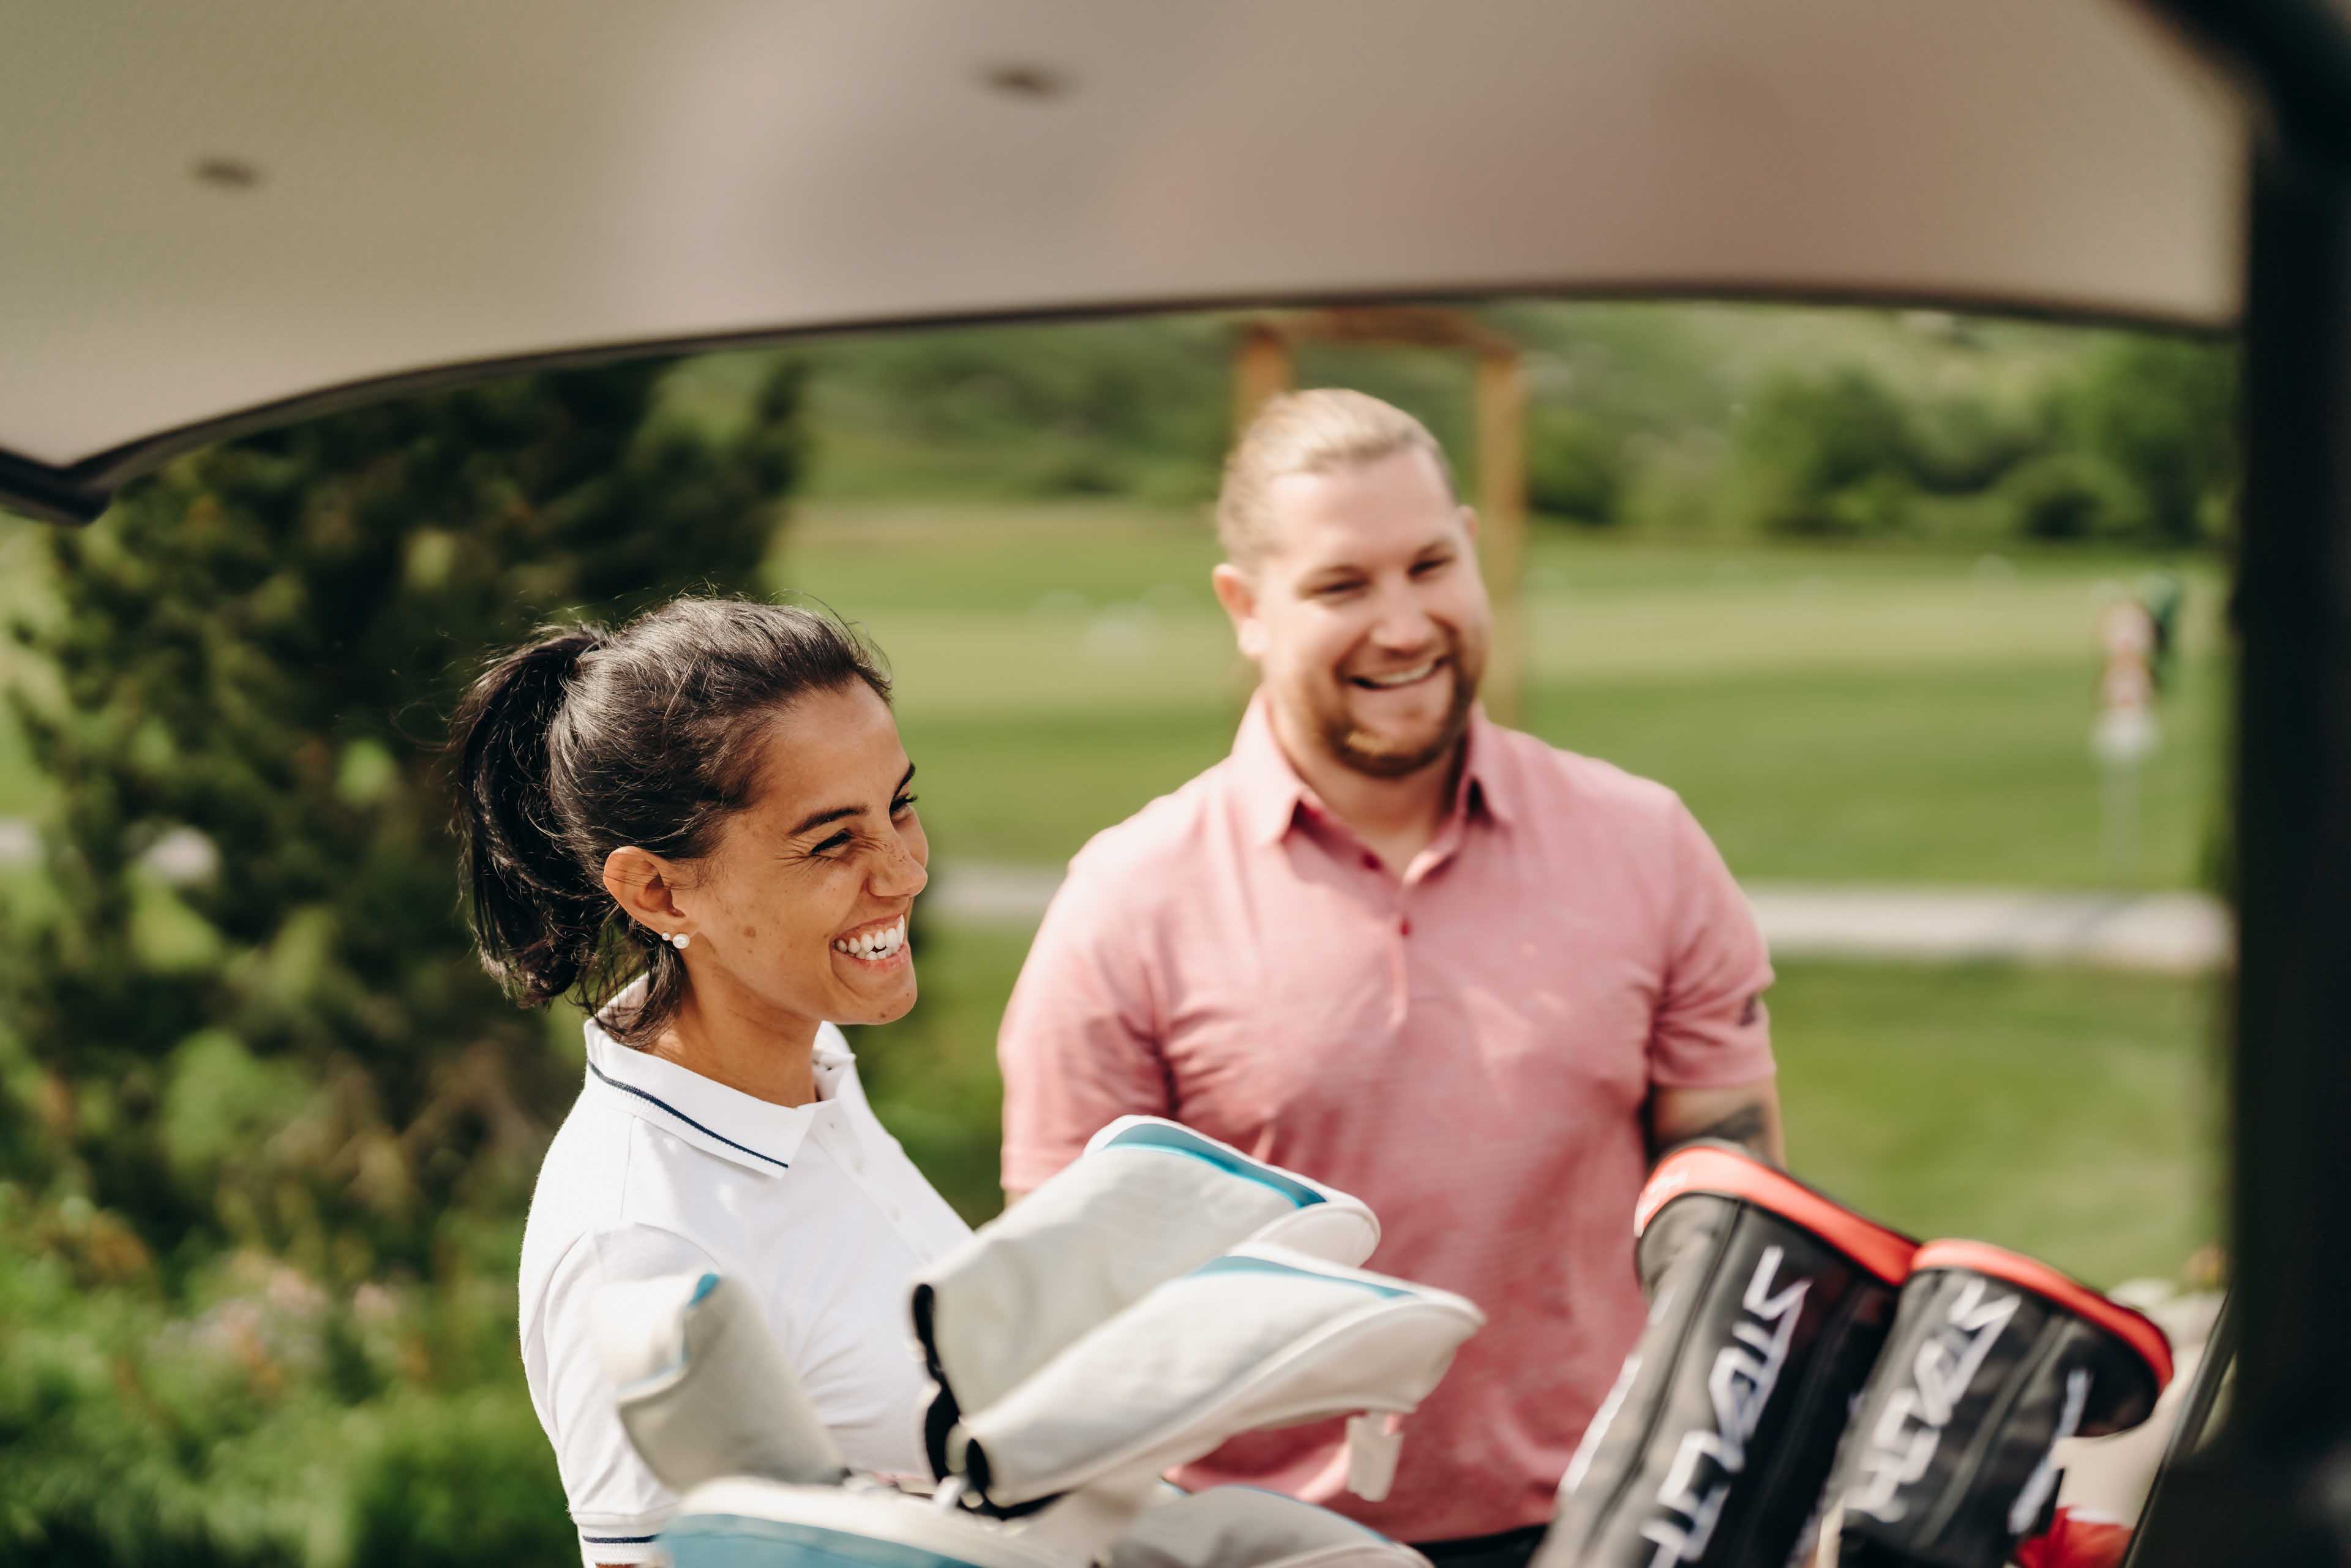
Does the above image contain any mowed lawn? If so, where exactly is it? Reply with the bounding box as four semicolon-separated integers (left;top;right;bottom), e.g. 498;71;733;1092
778;505;2228;888
0;505;2230;893
852;926;2220;1289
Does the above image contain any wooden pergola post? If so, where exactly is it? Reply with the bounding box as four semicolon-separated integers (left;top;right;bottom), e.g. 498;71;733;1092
1229;309;1529;725
1234;320;1294;431
1473;347;1528;726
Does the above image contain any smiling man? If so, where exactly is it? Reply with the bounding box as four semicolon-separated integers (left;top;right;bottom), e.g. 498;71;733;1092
996;389;1782;1567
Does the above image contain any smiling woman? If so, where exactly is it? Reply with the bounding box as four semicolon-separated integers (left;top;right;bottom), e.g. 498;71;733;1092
448;596;969;1566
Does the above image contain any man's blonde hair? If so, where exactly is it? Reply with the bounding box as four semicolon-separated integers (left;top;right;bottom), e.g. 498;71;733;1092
1216;389;1459;567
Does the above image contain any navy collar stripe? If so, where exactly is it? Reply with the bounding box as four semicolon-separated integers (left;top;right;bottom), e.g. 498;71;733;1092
585;1058;791;1171
581;1535;658;1545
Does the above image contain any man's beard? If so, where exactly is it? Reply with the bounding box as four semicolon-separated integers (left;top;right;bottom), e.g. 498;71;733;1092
1315;652;1480;781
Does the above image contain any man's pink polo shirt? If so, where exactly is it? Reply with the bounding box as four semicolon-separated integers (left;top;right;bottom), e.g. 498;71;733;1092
996;698;1775;1544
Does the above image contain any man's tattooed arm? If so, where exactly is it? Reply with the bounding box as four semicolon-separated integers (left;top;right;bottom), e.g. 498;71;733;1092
1645;1081;1787;1168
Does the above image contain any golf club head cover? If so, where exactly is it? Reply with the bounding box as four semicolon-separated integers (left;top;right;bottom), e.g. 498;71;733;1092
593;1272;850;1495
1109;1485;1434;1568
1537;1144;1919;1568
913;1117;1378;1480
2012;1507;2133;1568
947;1243;1482;1511
1823;1240;2173;1568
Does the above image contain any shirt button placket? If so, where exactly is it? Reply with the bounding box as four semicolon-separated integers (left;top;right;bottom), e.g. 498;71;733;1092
1390;898;1412;1024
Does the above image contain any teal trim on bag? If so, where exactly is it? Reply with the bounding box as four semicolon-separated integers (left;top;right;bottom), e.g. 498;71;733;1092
663;1515;996;1568
1099;1123;1324;1208
691;1272;721;1305
1193;1254;1406;1297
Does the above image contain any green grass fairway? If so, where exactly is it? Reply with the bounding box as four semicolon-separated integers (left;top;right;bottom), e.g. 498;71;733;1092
1528;656;2226;888
852;929;2220;1288
1771;961;2220;1288
2;505;2227;892
781;506;2227;888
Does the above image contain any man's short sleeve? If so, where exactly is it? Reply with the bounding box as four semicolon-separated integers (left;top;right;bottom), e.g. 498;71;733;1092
997;860;1174;1195
1649;798;1777;1088
541;1225;725;1566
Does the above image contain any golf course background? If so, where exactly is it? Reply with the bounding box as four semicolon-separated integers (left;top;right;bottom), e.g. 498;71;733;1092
0;302;2229;1566
774;505;2225;1288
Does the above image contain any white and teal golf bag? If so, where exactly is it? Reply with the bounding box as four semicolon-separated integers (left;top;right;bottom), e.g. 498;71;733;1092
594;1117;1485;1568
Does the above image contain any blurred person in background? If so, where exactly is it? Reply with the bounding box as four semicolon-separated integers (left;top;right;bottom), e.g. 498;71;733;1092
452;598;967;1567
997;390;1782;1568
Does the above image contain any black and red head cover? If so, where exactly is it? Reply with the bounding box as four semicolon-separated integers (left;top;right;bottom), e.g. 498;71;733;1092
1539;1144;1919;1568
1824;1239;2172;1568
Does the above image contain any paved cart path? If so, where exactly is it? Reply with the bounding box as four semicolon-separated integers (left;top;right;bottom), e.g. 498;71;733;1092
921;859;2229;972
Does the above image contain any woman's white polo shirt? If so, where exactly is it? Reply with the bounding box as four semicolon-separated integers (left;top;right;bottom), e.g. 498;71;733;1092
519;1005;970;1566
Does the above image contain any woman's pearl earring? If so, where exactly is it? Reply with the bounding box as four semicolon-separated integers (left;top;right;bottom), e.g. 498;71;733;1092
669;932;691;951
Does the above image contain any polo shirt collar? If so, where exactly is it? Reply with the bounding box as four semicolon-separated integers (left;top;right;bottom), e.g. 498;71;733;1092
1460;706;1517;829
579;985;853;1177
1229;692;1515;846
1231;696;1312;846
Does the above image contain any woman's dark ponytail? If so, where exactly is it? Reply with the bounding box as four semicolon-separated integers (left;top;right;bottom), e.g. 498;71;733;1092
448;596;892;1045
451;625;612;1007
